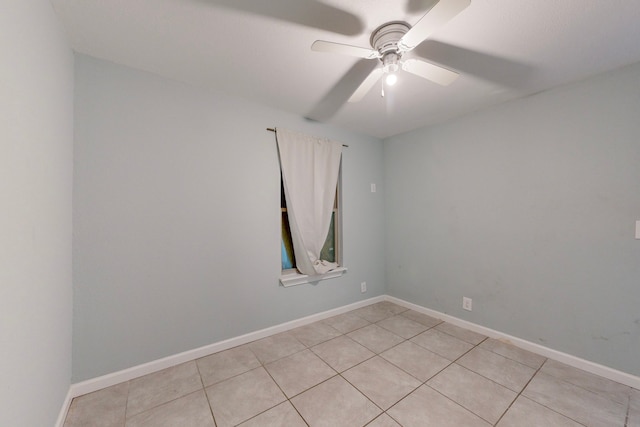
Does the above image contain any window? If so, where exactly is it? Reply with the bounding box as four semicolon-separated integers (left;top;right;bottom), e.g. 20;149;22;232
276;127;347;287
281;168;342;272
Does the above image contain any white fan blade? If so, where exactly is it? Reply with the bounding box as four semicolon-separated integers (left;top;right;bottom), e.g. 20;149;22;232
402;58;459;86
312;40;380;59
348;68;384;102
399;0;471;51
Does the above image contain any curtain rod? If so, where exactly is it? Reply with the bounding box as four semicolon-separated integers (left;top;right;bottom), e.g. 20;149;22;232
266;128;349;147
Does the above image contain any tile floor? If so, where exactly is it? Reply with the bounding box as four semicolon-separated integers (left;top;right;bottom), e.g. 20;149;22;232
64;301;640;427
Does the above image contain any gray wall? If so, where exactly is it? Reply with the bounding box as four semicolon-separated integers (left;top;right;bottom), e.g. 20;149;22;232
73;55;385;381
72;41;640;383
0;1;74;426
384;62;640;375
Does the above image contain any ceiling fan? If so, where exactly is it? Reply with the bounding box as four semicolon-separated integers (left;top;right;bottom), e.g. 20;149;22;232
311;0;470;102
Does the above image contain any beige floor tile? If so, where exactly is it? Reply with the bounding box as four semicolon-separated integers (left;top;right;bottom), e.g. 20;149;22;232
435;322;487;345
238;401;307;427
125;390;214;427
410;329;473;360
127;361;202;417
343;356;421;410
206;367;286;427
323;312;370;333
496;396;584;427
291;375;381;427
265;349;336;398
375;301;409;314
428;363;517;424
248;331;305;364
380;340;450;382
629;388;640;427
64;382;128;427
479;338;546;369
289;321;343;347
376;315;429;339
387;385;491;427
351;303;400;323
540;359;631;404
458;346;536;392
64;305;640;427
631;388;640;409
311;335;375;372
523;372;627;427
196;344;260;387
366;413;401;427
399;310;442;328
348;324;405;354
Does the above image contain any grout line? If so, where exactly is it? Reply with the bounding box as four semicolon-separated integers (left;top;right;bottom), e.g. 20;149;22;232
256;363;320;425
124;363;205;419
332;309;466;422
425;383;494;424
520;375;620;427
194;357;218;427
418;338;499;424
624;393;631;427
364;413;391;426
539;359;634;407
122;381;130;426
246;317;382;425
290;401;311;427
337;370;387;416
492;358;548;426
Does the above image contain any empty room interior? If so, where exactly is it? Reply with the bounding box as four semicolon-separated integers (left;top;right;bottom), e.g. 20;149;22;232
3;1;640;426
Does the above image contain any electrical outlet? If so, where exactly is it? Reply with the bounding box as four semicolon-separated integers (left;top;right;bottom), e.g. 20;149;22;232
462;297;472;311
361;282;367;293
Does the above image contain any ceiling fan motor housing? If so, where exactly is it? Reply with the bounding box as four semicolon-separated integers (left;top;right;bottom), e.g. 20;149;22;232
370;21;410;73
370;21;410;56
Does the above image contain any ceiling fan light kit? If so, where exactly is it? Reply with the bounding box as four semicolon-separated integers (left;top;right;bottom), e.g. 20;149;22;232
311;0;471;103
381;50;400;86
385;73;398;86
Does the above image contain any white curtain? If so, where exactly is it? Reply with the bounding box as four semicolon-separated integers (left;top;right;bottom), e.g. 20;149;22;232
277;128;343;276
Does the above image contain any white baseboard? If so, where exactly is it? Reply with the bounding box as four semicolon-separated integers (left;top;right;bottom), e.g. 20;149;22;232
58;293;639;426
54;387;73;427
384;295;640;390
67;295;385;400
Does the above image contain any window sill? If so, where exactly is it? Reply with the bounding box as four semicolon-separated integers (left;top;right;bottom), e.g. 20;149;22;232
279;267;348;287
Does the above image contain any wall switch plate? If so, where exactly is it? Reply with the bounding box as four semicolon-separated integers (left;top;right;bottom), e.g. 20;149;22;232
370;183;376;193
462;297;472;311
361;282;367;293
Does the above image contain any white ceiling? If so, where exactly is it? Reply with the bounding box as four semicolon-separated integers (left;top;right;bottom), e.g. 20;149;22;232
52;0;640;139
